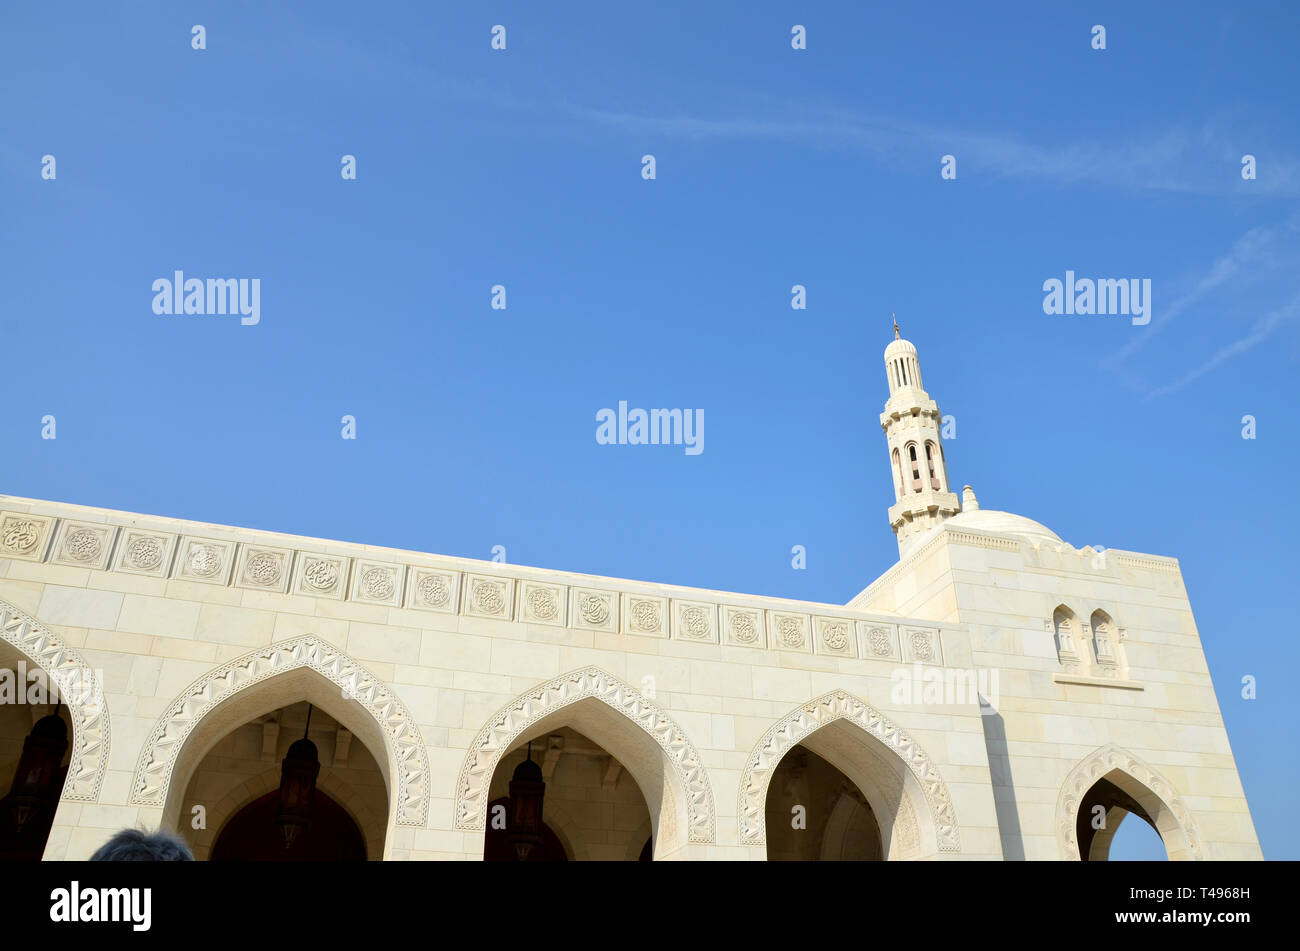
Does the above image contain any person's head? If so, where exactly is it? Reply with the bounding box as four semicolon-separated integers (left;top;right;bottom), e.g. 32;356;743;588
89;828;194;861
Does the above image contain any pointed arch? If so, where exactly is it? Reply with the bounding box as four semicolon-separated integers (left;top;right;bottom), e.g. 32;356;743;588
128;636;430;828
454;667;716;847
738;690;960;853
1056;744;1204;860
0;598;109;802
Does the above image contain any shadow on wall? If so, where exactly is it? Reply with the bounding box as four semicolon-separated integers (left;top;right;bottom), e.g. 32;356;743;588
981;708;1024;861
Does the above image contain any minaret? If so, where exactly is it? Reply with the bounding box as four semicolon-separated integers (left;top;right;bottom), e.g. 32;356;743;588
880;315;960;557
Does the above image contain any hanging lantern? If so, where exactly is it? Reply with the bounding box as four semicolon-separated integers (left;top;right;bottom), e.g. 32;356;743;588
274;707;320;850
507;743;545;861
2;713;68;836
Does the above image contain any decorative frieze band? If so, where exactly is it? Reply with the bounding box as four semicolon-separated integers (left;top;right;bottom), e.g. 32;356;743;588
0;509;952;663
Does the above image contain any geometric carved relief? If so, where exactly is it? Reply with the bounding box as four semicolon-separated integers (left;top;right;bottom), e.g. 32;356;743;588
722;605;765;648
49;521;116;571
405;568;461;614
350;560;404;608
737;690;960;852
233;544;294;594
0;599;110;802
128;636;429;827
860;622;899;660
454;667;716;844
622;594;667;637
113;529;177;578
464;574;513;620
672;600;717;643
768;611;811;652
1056;743;1204;860
518;581;567;627
174;535;236;586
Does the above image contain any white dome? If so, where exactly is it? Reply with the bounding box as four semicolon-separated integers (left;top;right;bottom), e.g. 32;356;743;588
884;337;917;360
944;509;1061;544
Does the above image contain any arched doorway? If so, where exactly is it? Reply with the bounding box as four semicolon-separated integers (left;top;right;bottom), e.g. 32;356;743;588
739;691;959;859
0;640;75;861
1058;745;1202;861
1077;777;1175;861
211;788;365;861
456;670;717;857
765;744;883;860
482;726;651;861
174;698;389;860
483;797;569;861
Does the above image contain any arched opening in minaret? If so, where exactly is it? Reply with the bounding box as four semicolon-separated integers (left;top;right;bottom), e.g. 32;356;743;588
924;441;940;490
891;448;904;495
907;444;923;493
764;744;884;861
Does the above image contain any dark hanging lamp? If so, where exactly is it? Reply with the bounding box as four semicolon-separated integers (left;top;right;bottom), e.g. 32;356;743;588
507;741;545;861
275;705;320;850
1;713;68;836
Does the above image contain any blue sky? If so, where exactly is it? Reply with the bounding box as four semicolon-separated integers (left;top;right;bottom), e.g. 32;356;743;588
2;1;1297;859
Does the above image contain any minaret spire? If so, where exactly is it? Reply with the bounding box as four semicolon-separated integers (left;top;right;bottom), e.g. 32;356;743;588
880;324;960;558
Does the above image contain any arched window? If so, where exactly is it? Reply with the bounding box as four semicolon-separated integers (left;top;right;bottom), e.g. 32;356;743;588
892;448;904;496
907;444;922;493
1052;606;1078;664
1090;611;1118;667
924;442;940;490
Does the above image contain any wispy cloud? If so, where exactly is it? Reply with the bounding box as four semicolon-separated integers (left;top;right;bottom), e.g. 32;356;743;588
1145;291;1300;398
567;103;1300;197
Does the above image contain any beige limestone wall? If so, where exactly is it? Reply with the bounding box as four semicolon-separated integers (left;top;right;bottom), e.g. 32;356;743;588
0;494;1259;860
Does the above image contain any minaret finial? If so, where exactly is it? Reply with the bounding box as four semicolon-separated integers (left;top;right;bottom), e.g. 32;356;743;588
892;311;900;340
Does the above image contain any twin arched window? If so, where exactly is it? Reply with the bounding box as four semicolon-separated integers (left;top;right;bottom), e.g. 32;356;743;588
1052;606;1125;673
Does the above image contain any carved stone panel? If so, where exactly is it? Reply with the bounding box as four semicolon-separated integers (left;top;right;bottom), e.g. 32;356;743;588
405;568;461;614
813;616;855;657
174;535;236;586
767;611;811;652
0;512;56;563
233;544;295;594
49;521;116;571
672;600;717;643
859;622;899;661
902;627;942;665
518;581;567;626
350;560;404;607
112;529;177;578
464;574;514;620
293;553;349;600
621;594;668;638
567;588;615;633
722;605;765;649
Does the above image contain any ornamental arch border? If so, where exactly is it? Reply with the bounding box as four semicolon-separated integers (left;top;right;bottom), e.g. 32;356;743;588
737;689;960;852
0;599;109;802
1056;743;1204;860
128;636;430;828
454;667;716;845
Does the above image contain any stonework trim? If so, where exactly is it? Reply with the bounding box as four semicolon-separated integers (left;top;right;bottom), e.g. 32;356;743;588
454;667;717;844
0;599;110;802
128;636;431;827
1056;743;1204;860
737;690;960;852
